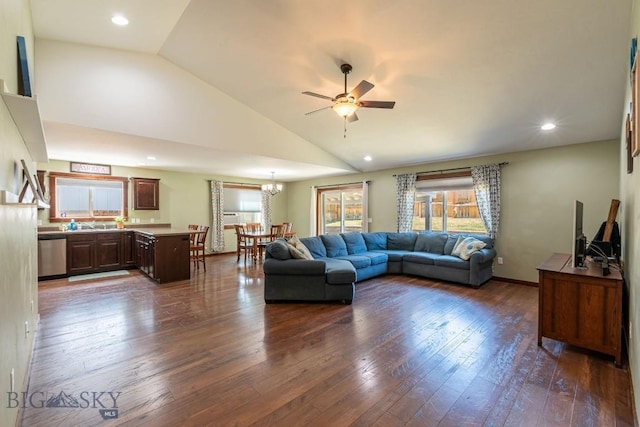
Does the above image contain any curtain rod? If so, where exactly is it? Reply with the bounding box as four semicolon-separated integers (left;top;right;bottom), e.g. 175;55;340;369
213;180;261;186
314;180;371;188
393;162;508;177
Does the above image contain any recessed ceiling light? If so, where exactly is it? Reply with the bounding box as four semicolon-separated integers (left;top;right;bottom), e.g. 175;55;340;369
111;15;129;26
146;156;156;161
541;122;556;130
364;155;372;162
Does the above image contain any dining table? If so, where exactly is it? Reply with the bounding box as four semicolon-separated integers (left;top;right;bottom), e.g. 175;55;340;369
241;231;276;261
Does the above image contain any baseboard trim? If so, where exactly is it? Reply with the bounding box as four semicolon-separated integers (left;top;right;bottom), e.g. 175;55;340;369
492;276;538;287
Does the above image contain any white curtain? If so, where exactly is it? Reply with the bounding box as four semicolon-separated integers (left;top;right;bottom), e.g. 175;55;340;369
210;180;225;252
395;173;417;232
361;180;369;232
261;190;273;231
471;164;501;239
309;186;317;236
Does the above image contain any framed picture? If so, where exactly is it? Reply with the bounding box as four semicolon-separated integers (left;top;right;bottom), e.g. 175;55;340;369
633;57;640;157
627;114;633;173
70;162;111;175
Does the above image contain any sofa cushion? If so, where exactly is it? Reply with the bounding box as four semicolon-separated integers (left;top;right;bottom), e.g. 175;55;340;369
300;236;327;259
362;232;388;250
403;252;440;265
434;255;471;270
414;232;448;254
341;232;368;254
456;237;487;260
266;239;292;260
387;233;418;251
321;234;348;257
360;251;388;265
324;258;357;284
374;249;410;262
336;255;371;269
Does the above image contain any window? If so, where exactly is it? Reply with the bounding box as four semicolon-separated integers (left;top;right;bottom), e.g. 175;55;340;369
317;185;363;234
412;173;486;234
48;172;129;221
223;185;262;228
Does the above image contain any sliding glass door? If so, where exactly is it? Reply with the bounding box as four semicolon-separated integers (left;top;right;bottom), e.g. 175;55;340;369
317;186;363;235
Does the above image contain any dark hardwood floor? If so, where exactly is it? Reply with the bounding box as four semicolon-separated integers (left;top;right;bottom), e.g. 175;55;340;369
22;254;636;426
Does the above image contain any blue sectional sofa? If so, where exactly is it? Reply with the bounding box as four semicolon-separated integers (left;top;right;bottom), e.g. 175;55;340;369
263;231;497;304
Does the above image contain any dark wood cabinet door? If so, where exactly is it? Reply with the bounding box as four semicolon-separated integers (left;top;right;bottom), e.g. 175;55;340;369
96;236;121;269
67;235;96;275
121;232;135;266
132;178;160;210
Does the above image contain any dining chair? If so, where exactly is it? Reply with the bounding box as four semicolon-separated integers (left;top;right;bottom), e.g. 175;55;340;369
190;225;209;271
283;222;295;238
270;224;285;239
234;224;252;263
246;222;262;233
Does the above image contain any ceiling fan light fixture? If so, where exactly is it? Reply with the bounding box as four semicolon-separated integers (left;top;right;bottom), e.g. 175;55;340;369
332;97;358;118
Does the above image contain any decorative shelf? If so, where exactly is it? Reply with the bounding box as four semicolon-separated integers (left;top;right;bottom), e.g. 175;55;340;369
0;79;48;162
0;190;48;208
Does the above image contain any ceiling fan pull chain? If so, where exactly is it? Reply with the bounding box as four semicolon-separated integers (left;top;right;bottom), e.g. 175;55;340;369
344;118;347;138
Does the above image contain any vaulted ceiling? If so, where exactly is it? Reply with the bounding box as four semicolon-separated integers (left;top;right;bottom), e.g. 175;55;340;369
30;0;633;181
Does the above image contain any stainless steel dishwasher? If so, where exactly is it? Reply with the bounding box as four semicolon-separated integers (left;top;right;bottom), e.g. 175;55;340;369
38;235;67;278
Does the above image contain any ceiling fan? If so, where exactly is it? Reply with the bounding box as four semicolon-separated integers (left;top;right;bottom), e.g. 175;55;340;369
302;63;395;133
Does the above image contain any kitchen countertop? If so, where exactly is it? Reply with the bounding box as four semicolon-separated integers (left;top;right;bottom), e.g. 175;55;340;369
38;226;193;238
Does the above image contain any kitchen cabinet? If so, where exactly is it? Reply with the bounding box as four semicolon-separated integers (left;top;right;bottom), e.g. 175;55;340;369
132;177;160;210
66;231;132;276
67;233;97;275
121;231;136;266
134;231;190;283
96;232;121;269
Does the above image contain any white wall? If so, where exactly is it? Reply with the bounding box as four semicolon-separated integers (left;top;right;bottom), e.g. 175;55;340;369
0;1;40;426
621;0;640;423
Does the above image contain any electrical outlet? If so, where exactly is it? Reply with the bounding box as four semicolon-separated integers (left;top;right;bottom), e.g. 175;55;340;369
10;368;14;392
497;257;504;265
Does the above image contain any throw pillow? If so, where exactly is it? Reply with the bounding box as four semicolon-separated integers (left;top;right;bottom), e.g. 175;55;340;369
457;237;487;260
288;237;313;260
450;235;467;257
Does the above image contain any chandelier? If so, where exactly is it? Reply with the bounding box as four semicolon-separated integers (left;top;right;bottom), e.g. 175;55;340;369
262;171;282;196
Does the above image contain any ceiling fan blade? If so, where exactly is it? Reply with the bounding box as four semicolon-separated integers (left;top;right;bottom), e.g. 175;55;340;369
302;91;334;101
349;80;374;99
347;112;359;123
305;105;332;115
359;100;396;109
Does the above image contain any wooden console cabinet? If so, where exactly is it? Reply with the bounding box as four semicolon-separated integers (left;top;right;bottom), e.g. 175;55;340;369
537;253;624;366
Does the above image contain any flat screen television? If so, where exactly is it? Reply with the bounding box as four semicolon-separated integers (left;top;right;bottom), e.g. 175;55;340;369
572;200;587;268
